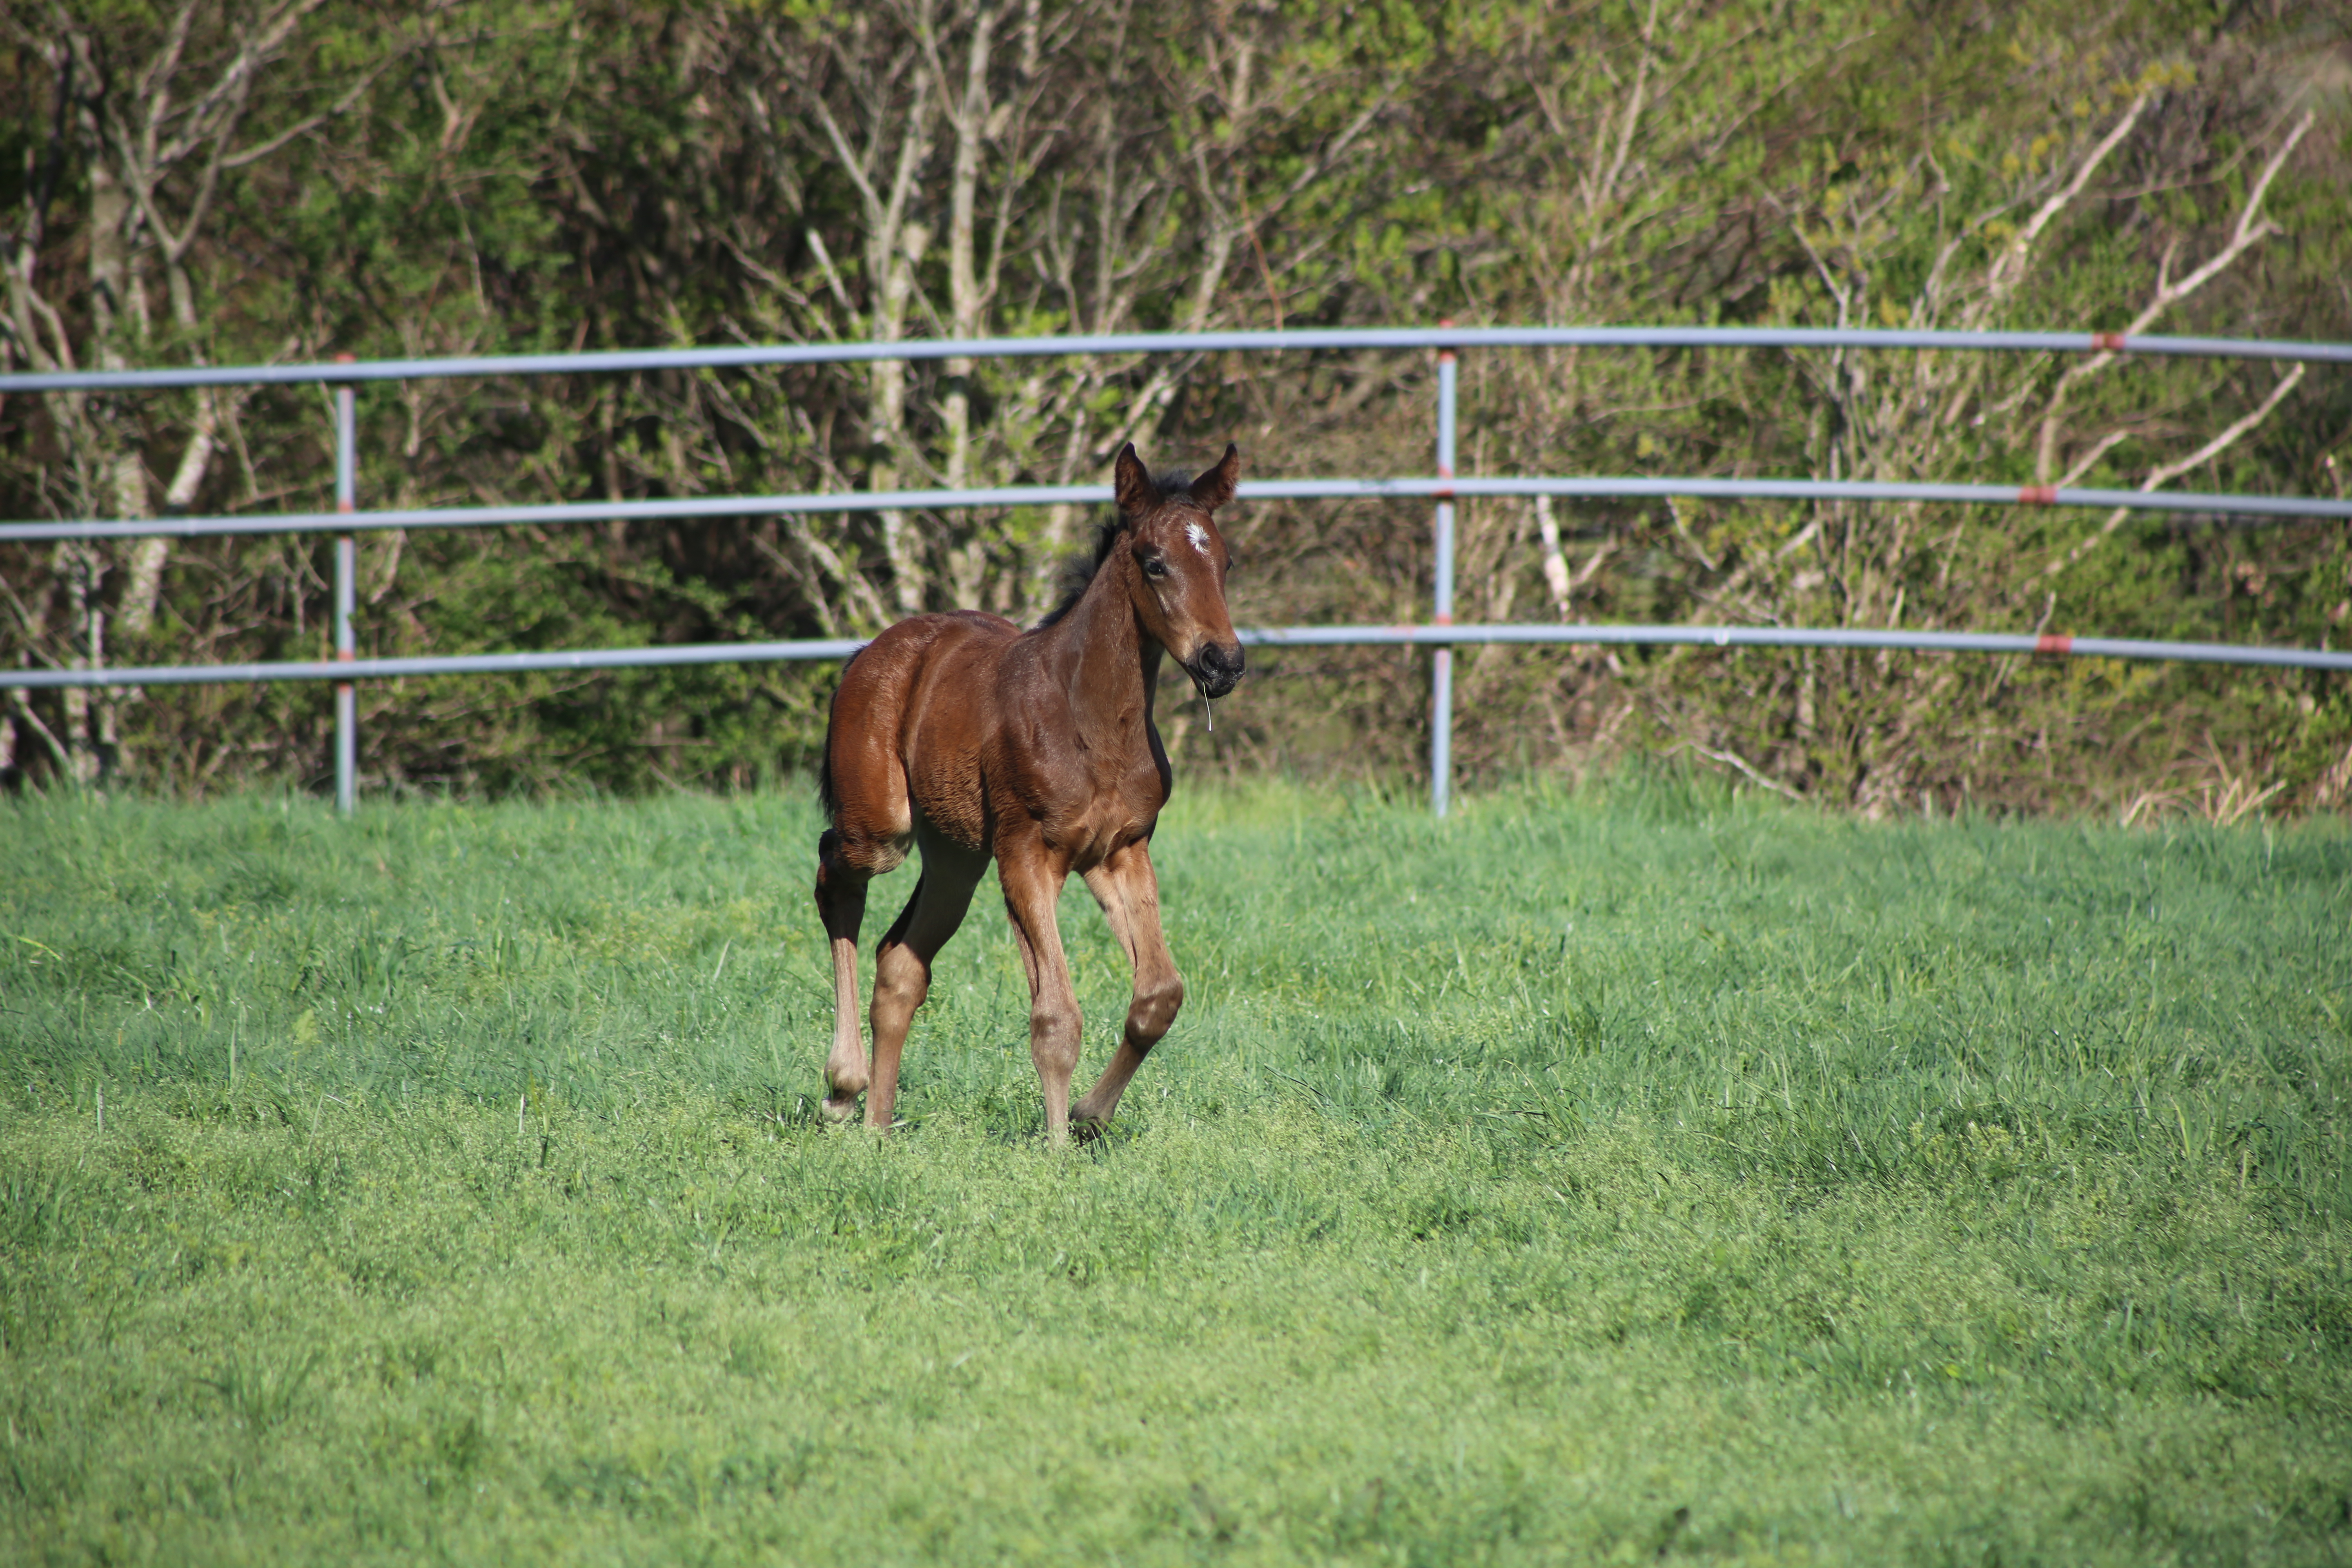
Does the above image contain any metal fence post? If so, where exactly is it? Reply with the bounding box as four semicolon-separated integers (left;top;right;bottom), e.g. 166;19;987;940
333;356;357;815
1431;327;1457;818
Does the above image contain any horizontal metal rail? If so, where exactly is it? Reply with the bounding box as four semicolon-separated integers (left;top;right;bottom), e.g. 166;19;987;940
7;475;2348;545
4;324;2350;394
9;322;2345;810
0;640;866;688
9;623;2347;689
1245;624;2352;671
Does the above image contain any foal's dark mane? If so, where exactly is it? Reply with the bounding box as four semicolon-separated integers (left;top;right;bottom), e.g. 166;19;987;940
1034;470;1198;629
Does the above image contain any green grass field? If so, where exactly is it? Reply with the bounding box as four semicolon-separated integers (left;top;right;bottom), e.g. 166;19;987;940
2;778;2348;1565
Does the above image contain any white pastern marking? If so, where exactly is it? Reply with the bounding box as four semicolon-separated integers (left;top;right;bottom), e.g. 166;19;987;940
1185;521;1211;556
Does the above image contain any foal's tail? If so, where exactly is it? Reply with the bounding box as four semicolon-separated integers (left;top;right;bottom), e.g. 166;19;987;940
815;704;842;824
815;644;862;824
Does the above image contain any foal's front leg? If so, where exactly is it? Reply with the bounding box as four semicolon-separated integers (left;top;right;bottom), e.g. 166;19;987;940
995;827;1084;1144
1073;837;1184;1131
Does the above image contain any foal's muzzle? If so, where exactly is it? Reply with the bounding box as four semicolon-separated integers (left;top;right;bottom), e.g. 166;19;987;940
1189;641;1245;699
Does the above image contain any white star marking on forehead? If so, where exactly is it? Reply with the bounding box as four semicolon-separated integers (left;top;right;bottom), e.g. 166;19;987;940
1186;520;1212;556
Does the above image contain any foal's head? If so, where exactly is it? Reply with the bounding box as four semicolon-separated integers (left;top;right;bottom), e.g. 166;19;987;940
1112;443;1245;699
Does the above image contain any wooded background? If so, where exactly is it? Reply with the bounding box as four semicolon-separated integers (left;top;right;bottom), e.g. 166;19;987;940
4;0;2349;816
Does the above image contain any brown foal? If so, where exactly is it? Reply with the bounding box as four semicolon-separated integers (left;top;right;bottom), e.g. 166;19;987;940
813;443;1245;1142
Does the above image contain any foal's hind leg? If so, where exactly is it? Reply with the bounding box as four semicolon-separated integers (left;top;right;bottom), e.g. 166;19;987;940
1071;838;1184;1131
813;827;882;1120
864;828;988;1129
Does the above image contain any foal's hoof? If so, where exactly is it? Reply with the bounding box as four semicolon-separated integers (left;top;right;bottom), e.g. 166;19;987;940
1069;1116;1110;1145
818;1093;862;1123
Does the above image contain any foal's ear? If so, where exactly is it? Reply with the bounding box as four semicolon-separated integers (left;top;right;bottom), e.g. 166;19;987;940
1113;443;1158;515
1191;443;1241;511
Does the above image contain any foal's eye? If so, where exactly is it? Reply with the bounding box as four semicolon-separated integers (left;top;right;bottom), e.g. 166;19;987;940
1141;555;1170;579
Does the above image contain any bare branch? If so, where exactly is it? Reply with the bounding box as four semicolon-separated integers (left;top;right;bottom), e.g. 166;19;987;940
1984;90;2151;304
800;65;891;227
2054;428;2132;490
1690;740;1806;800
218;52;402;172
1595;0;1661;215
7;688;73;775
1535;495;1571;616
804;228;859;324
2045;363;2307;578
135;2;200;170
149;0;328;167
2031;110;2315;482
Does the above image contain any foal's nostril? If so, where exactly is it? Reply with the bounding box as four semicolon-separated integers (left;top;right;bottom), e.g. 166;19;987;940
1193;641;1244;697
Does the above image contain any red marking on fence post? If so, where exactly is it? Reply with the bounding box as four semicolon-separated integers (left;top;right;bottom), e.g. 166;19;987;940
2017;485;2057;505
2036;633;2074;655
2091;332;2127;352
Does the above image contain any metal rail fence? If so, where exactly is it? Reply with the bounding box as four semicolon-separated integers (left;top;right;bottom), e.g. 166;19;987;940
5;325;2349;815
